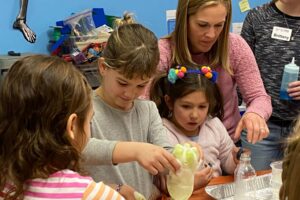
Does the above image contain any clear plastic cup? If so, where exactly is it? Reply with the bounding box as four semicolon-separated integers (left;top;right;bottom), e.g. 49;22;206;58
270;161;283;200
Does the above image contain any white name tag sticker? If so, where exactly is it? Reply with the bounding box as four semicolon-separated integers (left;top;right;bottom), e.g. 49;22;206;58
271;26;292;41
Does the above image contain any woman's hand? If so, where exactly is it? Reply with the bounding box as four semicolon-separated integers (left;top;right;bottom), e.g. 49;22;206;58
288;80;300;100
234;112;269;144
193;166;213;190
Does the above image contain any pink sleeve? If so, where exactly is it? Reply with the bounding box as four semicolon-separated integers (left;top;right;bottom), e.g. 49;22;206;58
215;118;236;174
229;33;272;120
157;39;173;73
140;39;173;100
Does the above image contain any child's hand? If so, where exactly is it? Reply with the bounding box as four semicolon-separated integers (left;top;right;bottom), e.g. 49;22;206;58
232;146;241;165
133;191;147;200
117;184;146;200
135;143;181;175
184;141;204;161
193;165;213;190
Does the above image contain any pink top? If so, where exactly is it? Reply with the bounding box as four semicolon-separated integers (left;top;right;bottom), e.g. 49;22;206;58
163;117;236;177
148;33;272;140
1;169;124;200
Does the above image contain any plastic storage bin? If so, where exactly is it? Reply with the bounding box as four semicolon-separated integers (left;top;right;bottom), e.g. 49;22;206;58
0;53;34;84
75;60;100;89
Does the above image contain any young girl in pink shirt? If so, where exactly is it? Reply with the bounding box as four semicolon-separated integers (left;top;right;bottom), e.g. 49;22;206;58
0;55;127;200
151;65;239;189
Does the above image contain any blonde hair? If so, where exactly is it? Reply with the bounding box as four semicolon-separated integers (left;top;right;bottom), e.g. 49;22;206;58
167;0;232;74
113;12;136;28
280;117;300;200
102;13;159;79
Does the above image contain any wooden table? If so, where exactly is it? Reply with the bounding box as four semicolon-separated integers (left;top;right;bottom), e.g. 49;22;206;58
188;170;271;200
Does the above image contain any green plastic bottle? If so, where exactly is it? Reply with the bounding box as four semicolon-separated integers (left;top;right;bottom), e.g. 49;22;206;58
167;143;200;200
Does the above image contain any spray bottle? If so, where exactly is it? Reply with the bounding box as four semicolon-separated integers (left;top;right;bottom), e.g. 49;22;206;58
280;57;299;100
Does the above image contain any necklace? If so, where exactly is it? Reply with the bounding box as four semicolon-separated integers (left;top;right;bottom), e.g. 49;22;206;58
283;14;300;41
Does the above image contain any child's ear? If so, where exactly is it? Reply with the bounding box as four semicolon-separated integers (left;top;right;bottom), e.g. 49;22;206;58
98;57;106;76
164;95;173;111
66;113;78;140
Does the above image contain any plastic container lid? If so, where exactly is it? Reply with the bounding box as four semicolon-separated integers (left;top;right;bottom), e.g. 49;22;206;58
285;57;299;73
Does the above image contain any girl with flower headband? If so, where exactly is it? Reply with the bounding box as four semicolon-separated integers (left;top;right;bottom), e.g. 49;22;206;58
150;65;240;189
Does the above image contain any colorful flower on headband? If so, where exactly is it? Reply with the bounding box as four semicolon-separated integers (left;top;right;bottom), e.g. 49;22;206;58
167;65;218;84
201;66;218;83
167;66;187;84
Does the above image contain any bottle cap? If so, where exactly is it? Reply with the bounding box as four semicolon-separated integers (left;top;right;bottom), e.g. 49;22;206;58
172;143;199;171
239;148;252;161
285;57;299;73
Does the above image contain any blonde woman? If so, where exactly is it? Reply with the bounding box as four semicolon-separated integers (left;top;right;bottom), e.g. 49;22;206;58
143;0;272;146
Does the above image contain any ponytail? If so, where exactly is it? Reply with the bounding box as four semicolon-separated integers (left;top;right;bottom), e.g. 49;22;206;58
150;73;171;118
113;12;136;29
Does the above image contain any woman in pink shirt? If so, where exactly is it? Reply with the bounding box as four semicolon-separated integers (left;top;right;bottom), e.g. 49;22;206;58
144;0;272;144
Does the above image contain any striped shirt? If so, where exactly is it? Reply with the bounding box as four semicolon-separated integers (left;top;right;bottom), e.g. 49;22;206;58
1;169;125;200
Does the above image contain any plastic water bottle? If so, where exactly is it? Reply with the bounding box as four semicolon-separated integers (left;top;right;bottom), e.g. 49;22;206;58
167;143;200;200
234;151;257;200
280;57;299;100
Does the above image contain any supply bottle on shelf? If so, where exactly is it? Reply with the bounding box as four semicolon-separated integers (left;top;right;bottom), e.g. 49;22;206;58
234;150;257;200
280;57;299;100
167;143;200;200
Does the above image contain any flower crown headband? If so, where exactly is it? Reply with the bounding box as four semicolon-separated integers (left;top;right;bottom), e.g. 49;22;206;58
167;65;218;84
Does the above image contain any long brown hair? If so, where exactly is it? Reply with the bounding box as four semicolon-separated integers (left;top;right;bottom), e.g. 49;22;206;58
166;0;232;74
280;118;300;200
0;55;92;199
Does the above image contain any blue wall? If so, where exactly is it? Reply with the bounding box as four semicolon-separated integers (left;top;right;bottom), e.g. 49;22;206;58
231;0;269;24
0;0;268;55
